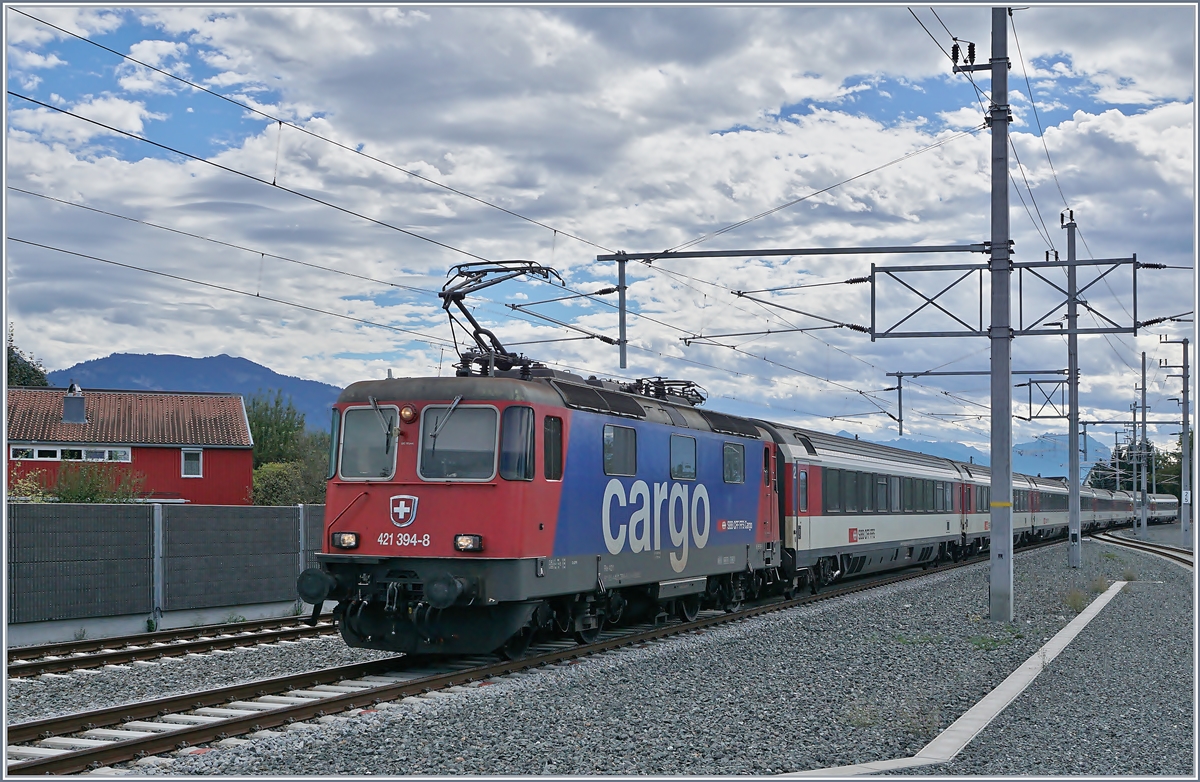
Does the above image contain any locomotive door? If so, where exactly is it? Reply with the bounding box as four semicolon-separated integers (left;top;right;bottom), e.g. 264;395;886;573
761;444;779;541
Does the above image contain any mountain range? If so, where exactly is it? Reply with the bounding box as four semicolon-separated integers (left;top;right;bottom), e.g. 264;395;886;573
47;353;343;431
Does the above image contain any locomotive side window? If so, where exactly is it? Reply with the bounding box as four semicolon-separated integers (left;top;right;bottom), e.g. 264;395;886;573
499;406;535;481
824;468;841;512
670;435;697;480
544;416;563;481
762;447;770;486
603;424;637;476
722;442;745;483
342;407;400;479
418;406;498;480
798;470;808;511
327;408;340;480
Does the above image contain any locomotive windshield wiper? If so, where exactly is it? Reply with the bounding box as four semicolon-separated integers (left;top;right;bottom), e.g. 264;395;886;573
368;395;394;454
429;395;464;454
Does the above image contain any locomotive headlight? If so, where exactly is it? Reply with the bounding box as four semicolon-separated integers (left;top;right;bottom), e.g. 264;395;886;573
453;534;483;552
399;404;417;424
331;532;359;549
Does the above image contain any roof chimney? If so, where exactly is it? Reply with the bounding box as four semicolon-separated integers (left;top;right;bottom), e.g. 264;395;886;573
62;382;87;424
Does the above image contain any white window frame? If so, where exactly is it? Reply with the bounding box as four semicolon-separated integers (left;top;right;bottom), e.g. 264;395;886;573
337;404;402;482
9;445;131;462
181;449;203;478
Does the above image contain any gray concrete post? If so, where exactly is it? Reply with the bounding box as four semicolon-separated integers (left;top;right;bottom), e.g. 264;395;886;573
152;504;164;624
988;6;1014;622
1183;339;1191;543
618;257;628;369
1140;353;1149;534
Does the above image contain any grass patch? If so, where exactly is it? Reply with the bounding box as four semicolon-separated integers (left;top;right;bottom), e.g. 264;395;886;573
844;705;881;727
73;627;87;641
899;704;941;736
1063;588;1088;613
1122;568;1139;582
969;635;1009;651
1088;576;1109;594
224;612;248;624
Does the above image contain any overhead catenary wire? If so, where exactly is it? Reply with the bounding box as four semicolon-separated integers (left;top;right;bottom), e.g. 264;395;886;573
7;91;491;263
7;7;614;255
7;237;456;348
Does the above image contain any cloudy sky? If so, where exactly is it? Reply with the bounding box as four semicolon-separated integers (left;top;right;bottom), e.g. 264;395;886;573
4;4;1195;453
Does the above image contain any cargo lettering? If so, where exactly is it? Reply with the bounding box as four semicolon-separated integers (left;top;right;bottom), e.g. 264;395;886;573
602;478;711;573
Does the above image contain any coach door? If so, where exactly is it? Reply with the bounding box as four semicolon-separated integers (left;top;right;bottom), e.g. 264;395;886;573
761;444;779;541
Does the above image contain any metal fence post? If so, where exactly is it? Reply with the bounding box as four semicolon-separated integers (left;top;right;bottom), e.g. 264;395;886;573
297;503;306;578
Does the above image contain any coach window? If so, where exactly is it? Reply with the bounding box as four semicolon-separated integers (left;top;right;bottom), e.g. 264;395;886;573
889;476;900;513
670;435;697;480
876;475;889;513
603;424;637;476
861;472;874;513
418;406;497;480
544;417;563;481
825;468;841;512
798;470;808;511
934;481;945;512
843;471;858;513
903;477;914;512
722;442;745;483
500;406;536;481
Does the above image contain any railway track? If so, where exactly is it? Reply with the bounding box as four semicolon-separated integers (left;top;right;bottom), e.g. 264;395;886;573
6;539;1067;775
7;615;337;679
1090;531;1194;570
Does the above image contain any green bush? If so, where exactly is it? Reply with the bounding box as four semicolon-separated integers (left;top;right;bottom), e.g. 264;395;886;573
1063;588;1088;613
53;462;145;503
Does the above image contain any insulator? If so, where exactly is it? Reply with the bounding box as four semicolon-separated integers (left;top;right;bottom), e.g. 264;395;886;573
968;42;976;64
951;43;960;64
1054;251;1060;261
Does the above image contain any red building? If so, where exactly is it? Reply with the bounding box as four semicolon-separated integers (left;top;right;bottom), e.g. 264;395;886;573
7;386;253;504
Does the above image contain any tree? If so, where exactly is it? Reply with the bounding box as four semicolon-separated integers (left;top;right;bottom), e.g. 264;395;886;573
246;390;306;468
7;324;48;387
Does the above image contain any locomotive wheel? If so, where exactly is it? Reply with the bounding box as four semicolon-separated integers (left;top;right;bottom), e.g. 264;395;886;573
574;626;602;645
677;594;701;623
498;626;535;660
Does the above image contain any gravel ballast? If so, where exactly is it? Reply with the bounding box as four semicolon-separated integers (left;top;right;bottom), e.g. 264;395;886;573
5;636;395;724
121;538;1192;776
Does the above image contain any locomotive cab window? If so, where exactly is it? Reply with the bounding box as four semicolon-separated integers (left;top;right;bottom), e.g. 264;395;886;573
723;442;745;484
326;408;340;480
342;406;401;479
603;424;637;476
500;406;535;481
418;405;498;480
670;435;697;480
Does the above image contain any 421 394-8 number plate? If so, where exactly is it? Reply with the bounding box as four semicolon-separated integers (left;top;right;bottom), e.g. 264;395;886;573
377;532;431;547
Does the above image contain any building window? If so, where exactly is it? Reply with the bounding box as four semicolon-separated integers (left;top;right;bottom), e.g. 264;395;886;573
602;424;637;476
182;450;202;478
723;442;745;484
670;435;697;480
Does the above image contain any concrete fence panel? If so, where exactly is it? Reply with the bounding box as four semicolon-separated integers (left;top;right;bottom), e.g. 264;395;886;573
7;504;153;623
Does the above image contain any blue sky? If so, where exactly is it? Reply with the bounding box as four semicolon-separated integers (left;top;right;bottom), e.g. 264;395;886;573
5;5;1195;452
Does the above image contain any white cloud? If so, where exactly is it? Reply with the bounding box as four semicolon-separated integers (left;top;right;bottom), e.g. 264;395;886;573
9;95;167;144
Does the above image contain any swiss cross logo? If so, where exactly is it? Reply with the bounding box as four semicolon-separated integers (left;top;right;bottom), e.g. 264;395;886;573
390;495;419;528
848;528;858;543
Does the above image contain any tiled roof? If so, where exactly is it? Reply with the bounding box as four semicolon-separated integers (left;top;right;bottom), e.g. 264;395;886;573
7;388;252;447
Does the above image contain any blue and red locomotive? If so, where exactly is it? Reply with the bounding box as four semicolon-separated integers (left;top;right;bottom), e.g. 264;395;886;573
296;263;1174;658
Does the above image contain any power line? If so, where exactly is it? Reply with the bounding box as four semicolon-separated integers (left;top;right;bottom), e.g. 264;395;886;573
7;187;440;297
8;91;491;263
7;7;614;255
7;237;457;348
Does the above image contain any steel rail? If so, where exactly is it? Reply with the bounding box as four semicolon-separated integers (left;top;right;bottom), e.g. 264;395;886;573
1090;531;1194;569
7;540;1066;775
7;623;339;678
8;614;335;662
